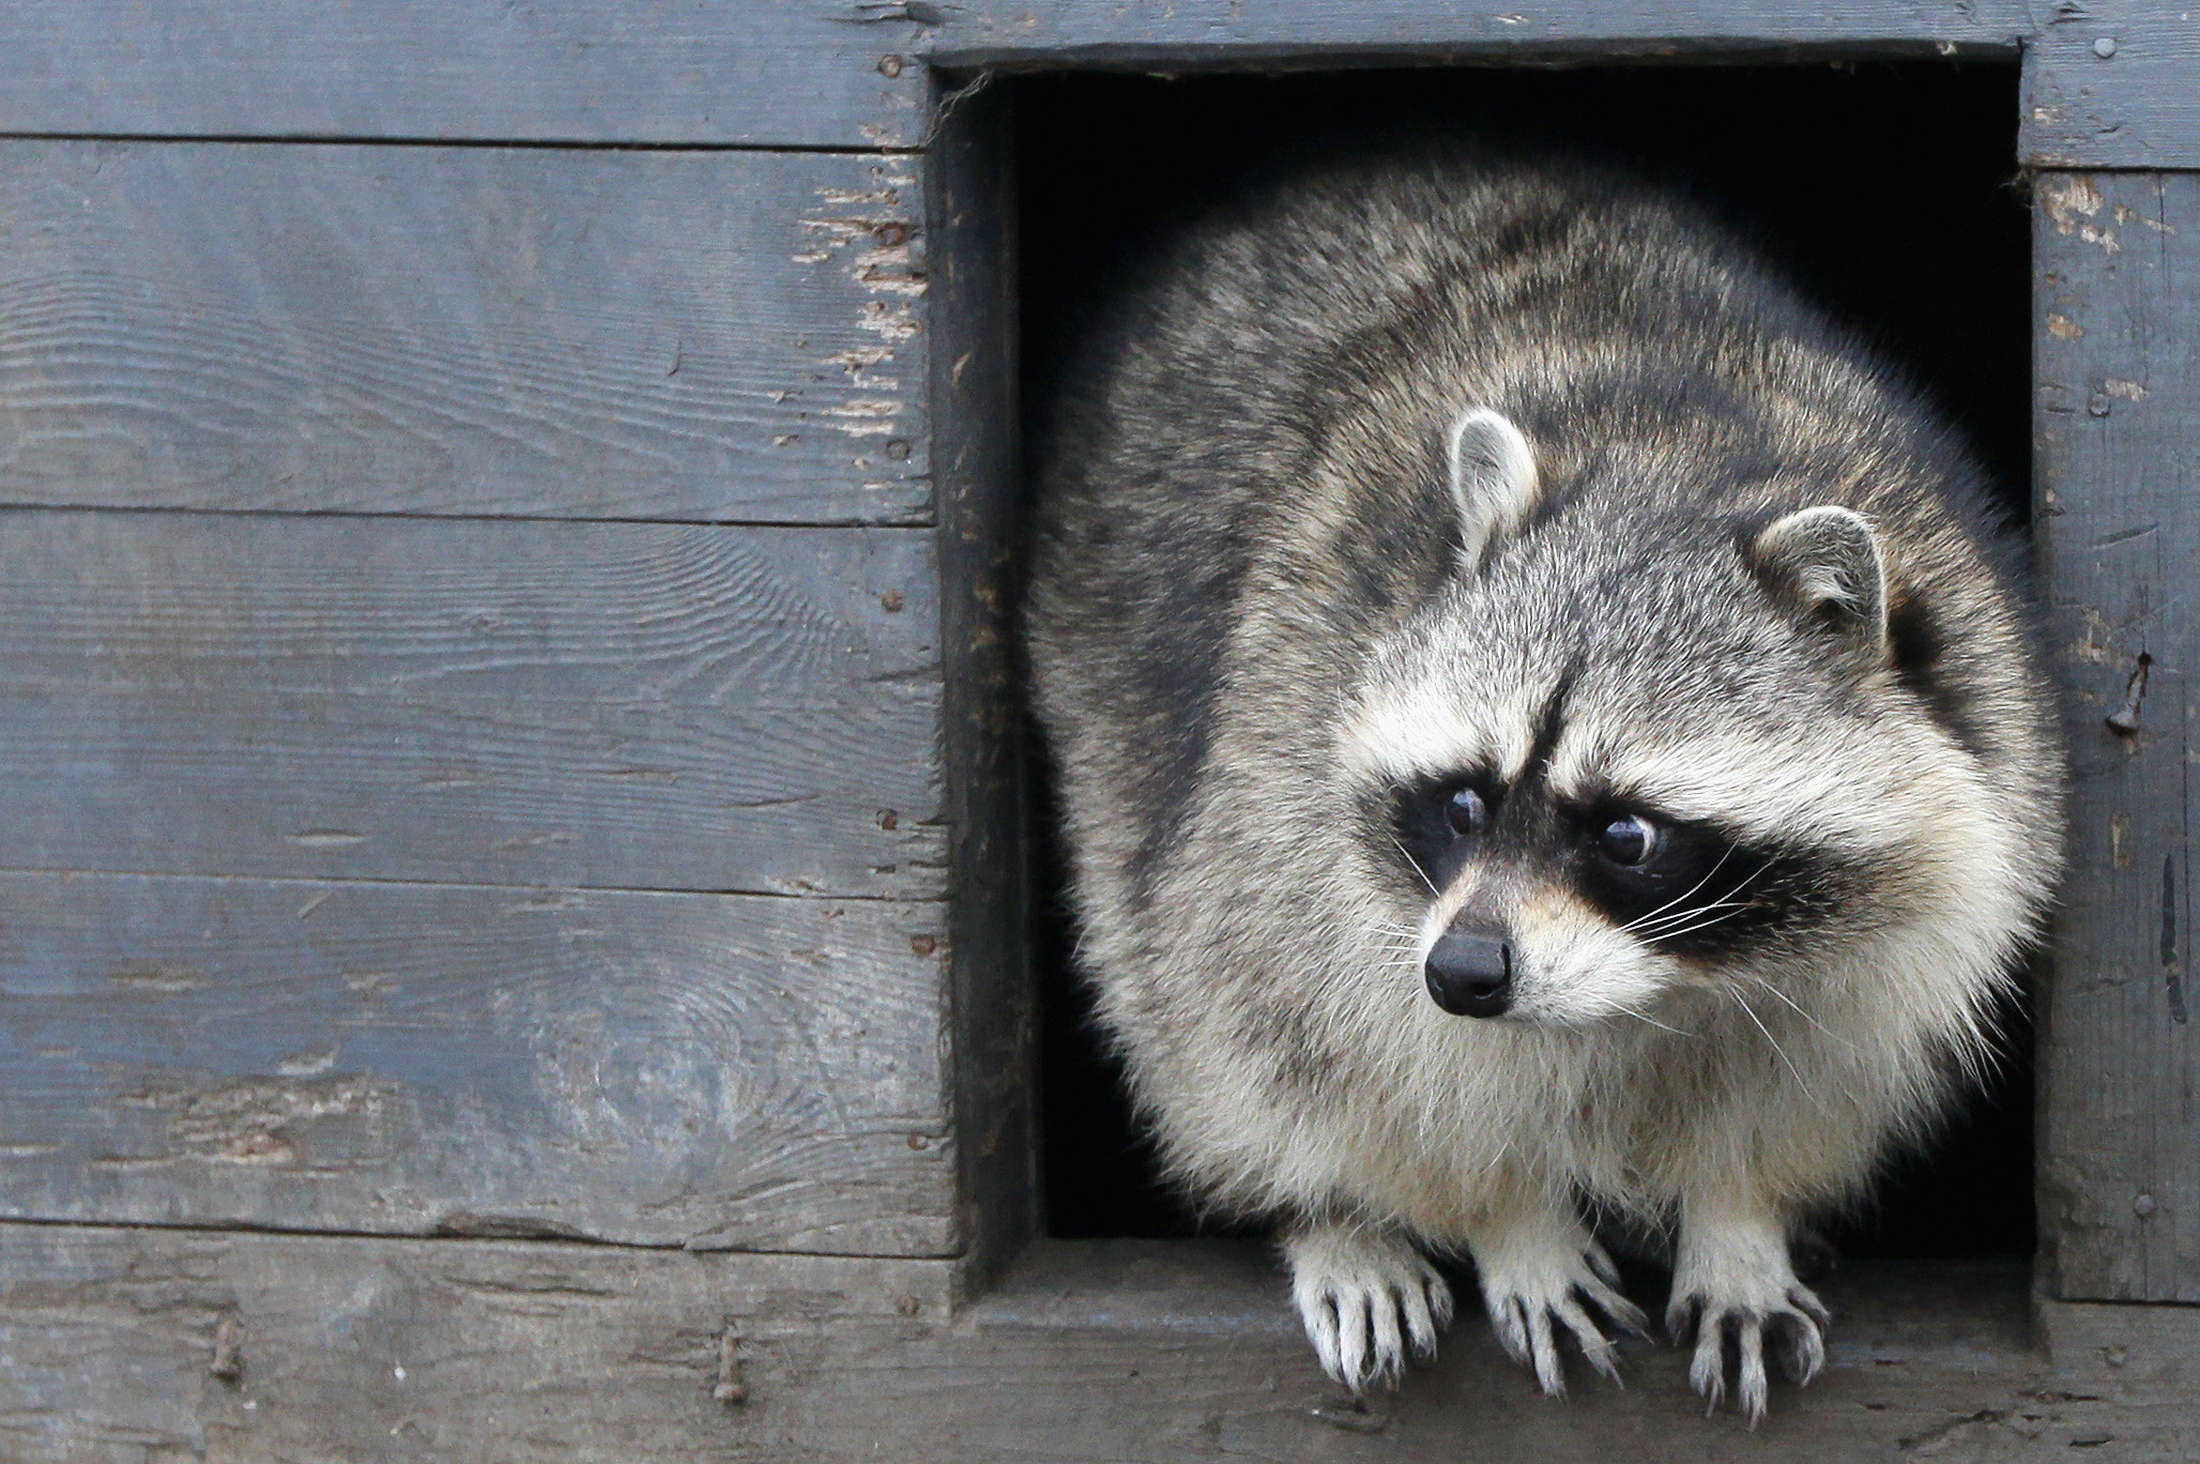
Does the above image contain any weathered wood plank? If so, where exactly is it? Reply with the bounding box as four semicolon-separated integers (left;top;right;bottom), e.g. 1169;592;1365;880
6;1230;2195;1464
0;871;954;1253
925;0;2032;66
0;1225;956;1464
0;143;928;523
0;2;927;147
2022;3;2200;169
0;511;943;897
2034;171;2200;1303
925;86;1037;1286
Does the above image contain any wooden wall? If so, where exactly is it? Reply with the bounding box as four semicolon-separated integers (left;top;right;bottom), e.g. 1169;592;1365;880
0;1;2190;1456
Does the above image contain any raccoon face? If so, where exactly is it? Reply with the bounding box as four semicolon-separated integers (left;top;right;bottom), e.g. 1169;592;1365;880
1343;414;1994;1026
1382;756;1853;1025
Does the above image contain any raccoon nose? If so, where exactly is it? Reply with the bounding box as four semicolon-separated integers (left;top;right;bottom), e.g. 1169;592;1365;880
1424;927;1514;1018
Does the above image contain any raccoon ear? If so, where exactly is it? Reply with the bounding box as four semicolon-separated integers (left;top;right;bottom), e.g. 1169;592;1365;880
1446;407;1540;569
1748;505;1888;653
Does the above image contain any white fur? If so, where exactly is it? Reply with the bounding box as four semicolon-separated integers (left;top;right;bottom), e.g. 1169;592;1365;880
1447;407;1541;568
1286;1221;1454;1392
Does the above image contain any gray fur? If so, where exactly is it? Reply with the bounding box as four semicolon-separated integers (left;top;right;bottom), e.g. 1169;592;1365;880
1025;149;2062;1422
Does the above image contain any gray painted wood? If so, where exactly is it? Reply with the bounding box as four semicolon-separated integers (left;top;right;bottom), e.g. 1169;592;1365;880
0;871;954;1253
2022;3;2200;169
0;511;943;897
2034;172;2200;1304
5;1229;2194;1463
0;143;929;524
925;86;1037;1286
0;1225;955;1464
0;2;928;147
925;0;2032;66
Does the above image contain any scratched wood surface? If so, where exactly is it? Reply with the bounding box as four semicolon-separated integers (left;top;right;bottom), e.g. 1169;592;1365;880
5;1231;2194;1464
0;510;943;897
0;143;928;524
2022;2;2200;169
0;871;954;1254
2033;171;2200;1303
0;1;930;147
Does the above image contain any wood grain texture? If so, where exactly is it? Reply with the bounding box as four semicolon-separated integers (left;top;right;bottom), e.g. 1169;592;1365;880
0;1224;956;1464
0;142;929;523
0;871;954;1253
0;2;928;146
6;1229;2196;1464
925;86;1037;1286
2022;3;2200;168
0;510;942;897
924;0;2032;66
2034;172;2199;1304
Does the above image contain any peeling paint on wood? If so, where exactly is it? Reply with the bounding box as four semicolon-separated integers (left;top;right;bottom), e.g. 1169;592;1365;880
0;143;930;524
2035;170;2200;1303
2023;1;2200;168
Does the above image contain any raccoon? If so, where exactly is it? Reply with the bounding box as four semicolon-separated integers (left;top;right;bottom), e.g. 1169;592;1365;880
1024;147;2062;1421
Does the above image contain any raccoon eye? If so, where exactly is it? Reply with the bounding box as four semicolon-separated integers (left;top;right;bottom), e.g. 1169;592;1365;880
1444;785;1490;838
1597;813;1662;868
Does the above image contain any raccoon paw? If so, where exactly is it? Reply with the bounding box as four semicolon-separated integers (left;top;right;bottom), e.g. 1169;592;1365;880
1474;1230;1650;1395
1666;1276;1830;1425
1285;1224;1454;1393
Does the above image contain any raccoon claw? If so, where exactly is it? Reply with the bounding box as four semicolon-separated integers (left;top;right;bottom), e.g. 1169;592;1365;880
1286;1225;1454;1392
1477;1236;1647;1395
1667;1286;1829;1425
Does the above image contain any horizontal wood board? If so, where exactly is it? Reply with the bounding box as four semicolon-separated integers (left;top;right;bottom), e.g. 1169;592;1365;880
2034;172;2199;1303
0;871;954;1253
0;143;929;523
0;2;928;146
0;510;943;897
924;0;2033;65
2021;2;2200;169
7;1229;2197;1463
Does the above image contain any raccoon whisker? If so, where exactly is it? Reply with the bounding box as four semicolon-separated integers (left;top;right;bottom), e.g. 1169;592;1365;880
1633;899;1766;947
1615;845;1739;934
1726;986;1819;1108
1740;976;1852;1050
1629;897;1755;939
1627;859;1778;937
1629;861;1779;942
1613;1004;1695;1038
1390;835;1441;898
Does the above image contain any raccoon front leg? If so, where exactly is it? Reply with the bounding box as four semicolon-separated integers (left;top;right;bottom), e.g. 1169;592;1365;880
1665;1196;1830;1424
1284;1221;1454;1392
1465;1202;1649;1394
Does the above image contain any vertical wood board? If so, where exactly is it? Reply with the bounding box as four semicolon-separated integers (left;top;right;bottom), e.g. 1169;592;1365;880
926;88;1038;1284
2034;171;2199;1303
0;871;955;1253
0;143;928;523
0;511;944;897
0;2;929;147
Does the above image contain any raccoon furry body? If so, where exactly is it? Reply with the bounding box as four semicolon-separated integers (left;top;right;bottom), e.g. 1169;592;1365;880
1024;149;2061;1420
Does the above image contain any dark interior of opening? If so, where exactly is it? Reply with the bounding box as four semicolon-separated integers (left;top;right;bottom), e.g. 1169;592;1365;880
1016;62;2033;1259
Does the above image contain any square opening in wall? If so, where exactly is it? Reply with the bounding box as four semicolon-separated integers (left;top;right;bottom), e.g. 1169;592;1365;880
1015;61;2035;1268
